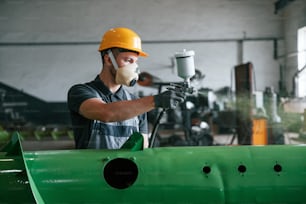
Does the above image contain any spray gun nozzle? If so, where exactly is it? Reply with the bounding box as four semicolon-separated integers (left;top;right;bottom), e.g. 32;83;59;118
169;82;194;94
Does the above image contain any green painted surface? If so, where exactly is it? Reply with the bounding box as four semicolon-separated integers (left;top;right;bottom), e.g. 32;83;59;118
1;132;306;203
0;133;35;203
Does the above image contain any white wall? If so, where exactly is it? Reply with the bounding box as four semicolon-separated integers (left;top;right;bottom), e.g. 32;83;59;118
282;0;306;96
0;0;303;101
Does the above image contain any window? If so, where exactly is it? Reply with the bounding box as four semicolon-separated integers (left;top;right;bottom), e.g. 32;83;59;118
297;26;306;97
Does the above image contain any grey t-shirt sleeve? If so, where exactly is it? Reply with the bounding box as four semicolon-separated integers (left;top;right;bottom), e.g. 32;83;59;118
67;84;98;113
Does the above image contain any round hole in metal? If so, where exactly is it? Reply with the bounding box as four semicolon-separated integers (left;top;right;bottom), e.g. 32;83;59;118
274;164;282;172
238;165;247;173
203;166;211;174
103;158;138;189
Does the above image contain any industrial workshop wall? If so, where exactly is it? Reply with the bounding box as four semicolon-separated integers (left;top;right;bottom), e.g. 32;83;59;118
0;0;304;101
282;0;306;97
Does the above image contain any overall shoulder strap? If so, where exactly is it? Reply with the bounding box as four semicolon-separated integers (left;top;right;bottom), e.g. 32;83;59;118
123;89;132;100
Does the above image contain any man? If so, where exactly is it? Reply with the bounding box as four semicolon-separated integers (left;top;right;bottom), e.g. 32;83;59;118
67;27;184;149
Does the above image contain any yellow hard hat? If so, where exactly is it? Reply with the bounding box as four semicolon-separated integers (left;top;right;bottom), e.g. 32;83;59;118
98;27;148;57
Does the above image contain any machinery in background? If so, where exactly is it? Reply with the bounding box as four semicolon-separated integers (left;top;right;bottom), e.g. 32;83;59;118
140;61;287;147
0;82;70;127
0;81;72;142
262;86;284;144
234;62;254;145
233;62;284;145
146;86;214;147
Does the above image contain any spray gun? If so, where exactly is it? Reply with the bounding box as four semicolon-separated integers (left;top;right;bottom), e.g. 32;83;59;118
149;49;196;147
172;49;196;94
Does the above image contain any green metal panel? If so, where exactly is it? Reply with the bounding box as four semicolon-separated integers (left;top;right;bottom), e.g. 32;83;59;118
0;133;35;203
1;132;306;203
23;146;306;203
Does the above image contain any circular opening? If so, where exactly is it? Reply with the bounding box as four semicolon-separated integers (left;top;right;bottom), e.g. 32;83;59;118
238;165;247;173
274;164;282;172
202;166;211;174
103;158;138;189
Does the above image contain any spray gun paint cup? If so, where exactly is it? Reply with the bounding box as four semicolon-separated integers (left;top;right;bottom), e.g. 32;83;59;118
175;49;196;82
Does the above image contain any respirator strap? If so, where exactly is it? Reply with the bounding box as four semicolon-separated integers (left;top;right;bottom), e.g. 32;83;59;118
107;49;119;70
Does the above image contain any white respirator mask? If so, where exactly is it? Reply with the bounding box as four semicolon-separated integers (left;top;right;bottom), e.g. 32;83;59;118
107;50;139;86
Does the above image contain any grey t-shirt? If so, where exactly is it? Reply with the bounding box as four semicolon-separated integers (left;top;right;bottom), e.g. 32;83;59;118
67;75;148;149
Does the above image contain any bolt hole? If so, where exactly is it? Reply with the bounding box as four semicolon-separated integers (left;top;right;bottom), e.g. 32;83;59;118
202;166;211;174
238;165;247;173
274;164;282;172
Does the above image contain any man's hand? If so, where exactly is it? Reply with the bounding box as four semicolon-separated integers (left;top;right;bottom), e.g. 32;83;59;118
153;89;185;109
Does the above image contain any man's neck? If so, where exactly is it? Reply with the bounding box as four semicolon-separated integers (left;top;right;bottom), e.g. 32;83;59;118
99;70;121;93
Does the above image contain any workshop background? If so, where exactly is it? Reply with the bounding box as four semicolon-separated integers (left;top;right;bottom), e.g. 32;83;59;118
0;0;306;149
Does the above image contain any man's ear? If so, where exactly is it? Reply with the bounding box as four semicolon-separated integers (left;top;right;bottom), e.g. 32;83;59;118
103;54;113;66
